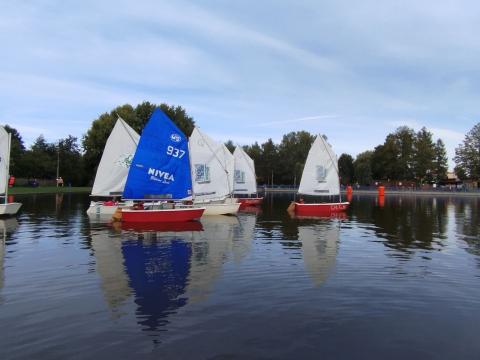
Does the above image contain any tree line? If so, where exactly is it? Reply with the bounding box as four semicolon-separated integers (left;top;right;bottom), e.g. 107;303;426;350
3;101;479;186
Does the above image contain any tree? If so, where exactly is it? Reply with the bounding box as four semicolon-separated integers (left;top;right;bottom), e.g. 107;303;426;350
224;140;235;153
370;127;416;181
454;123;480;179
354;151;373;185
22;135;57;179
413;127;436;183
58;135;85;185
338;153;354;185
371;139;398;180
277;131;315;184
259;138;279;185
433;139;448;182
82;102;195;184
392;126;415;180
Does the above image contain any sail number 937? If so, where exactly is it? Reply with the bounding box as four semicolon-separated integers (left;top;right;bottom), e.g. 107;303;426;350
166;146;185;158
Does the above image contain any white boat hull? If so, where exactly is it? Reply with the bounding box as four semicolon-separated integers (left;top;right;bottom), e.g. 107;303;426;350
86;201;133;216
0;202;22;216
195;202;240;215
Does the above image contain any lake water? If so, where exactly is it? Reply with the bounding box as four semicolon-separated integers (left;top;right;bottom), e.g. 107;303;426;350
0;193;479;359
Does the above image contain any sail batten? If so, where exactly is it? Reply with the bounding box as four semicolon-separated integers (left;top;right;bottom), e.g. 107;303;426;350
298;135;340;196
122;109;192;200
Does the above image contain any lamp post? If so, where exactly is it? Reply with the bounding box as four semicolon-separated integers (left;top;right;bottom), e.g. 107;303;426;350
56;142;60;187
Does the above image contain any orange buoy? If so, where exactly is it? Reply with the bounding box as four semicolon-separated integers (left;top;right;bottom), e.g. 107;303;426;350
378;195;385;208
346;192;353;202
346;185;353;195
378;185;385;196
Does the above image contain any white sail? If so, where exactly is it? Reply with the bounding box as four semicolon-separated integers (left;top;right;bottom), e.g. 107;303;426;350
233;147;257;195
189;128;233;201
298;135;340;196
0;127;10;195
91;119;140;197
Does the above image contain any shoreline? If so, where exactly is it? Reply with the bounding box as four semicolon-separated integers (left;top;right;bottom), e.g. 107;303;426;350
8;187;92;195
6;186;479;197
260;188;480;197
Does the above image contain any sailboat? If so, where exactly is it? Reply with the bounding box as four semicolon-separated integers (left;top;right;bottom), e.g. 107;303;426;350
0;126;21;216
291;135;349;216
233;146;263;206
189;127;240;215
120;109;205;223
86;118;140;216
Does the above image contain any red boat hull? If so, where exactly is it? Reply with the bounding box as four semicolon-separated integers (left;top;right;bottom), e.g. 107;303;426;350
121;208;205;223
294;202;349;216
238;197;263;206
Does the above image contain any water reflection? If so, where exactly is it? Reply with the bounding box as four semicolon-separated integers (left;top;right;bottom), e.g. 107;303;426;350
298;220;339;286
3;193;480;358
89;214;256;336
352;195;449;256
122;236;192;333
90;228;131;317
453;198;480;260
0;218;18;301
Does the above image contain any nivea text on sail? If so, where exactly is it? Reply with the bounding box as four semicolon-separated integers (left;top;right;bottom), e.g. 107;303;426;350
148;167;175;182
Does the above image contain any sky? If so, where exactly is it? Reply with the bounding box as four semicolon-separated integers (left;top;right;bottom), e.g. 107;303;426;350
1;0;479;169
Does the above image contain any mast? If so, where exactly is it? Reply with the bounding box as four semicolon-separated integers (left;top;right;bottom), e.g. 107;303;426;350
187;136;196;203
5;133;11;204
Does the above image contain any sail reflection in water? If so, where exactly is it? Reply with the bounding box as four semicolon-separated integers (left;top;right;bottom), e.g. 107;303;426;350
298;220;340;286
122;235;192;332
89;214;256;334
90;228;131;317
0;218;19;301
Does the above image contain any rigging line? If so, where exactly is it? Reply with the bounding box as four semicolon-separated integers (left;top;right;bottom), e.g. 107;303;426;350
319;135;342;202
319;135;339;176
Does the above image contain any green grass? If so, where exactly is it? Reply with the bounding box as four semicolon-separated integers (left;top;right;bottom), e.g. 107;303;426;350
8;186;92;195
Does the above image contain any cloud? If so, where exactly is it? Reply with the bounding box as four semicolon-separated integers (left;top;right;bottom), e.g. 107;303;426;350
0;0;478;170
248;115;340;128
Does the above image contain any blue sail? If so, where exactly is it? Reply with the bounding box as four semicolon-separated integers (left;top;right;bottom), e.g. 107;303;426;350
123;109;193;200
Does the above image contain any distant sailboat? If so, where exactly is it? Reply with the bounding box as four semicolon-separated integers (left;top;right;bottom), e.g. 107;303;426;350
291;135;349;216
86;118;139;216
189;128;240;215
120;109;205;223
233;146;263;206
0;127;21;216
